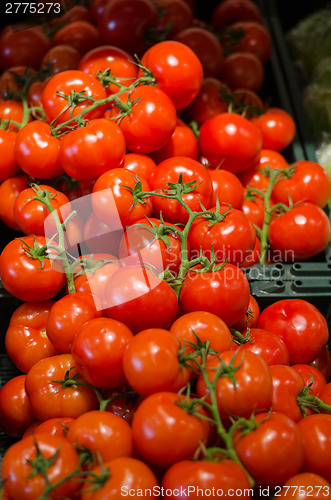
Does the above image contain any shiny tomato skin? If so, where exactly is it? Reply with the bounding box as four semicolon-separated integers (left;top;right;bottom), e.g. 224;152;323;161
251;107;296;151
104;265;179;333
223;21;272;64
25;353;99;421
41;70;107;125
42;44;82;75
73;253;120;300
239;148;289;190
268;202;331;262
269;365;307;422
234;411;304;488
292;364;327;397
0;375;35;438
277;473;331;499
209;168;244;209
257;299;329;365
25;417;75;440
233;328;290;366
0;100;25;131
179;263;250;327
52;21;100;55
154;0;194;38
5;300;59;373
221;52;265;92
139;40;203;110
0;26;51;70
197;350;272;421
0;174;28;230
0;129;19;182
14;121;63;179
123;328;191;396
162;459;250;497
59;118;126;181
122;153;156;181
71;317;134;389
149;156;213;224
212;0;263;30
242;192;266;229
232;294;260;329
184;77;229;127
310;346;331;382
198;112;262;172
0;235;65;302
132;391;210;467
298;414;331;483
149;117;198;164
272;160;331;209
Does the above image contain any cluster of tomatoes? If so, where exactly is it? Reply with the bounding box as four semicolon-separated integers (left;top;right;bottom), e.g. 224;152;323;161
0;0;331;498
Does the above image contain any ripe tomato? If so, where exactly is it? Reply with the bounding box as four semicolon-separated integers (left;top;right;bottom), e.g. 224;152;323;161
139;40;203;110
73;253;120;299
318;382;331;412
47;292;104;354
78;45;138;95
41;70;107;125
277;473;331;499
310;346;331;382
80;457;158;500
52;21;100;55
0;65;35;99
0;375;35;438
97;0;159;56
272;160;331;208
153;0;194;38
174;27;224;78
197;350;272;420
25;417;75;440
71;317;133;388
188;203;256;266
298;414;331;483
0;100;25;131
239;148;289;190
212;0;263;30
233;328;290;366
242;191;266;228
198;112;262;172
184;77;229;127
162;459;250;497
1;434;80;500
25;353;98;421
0;129;19;182
221;52;265;92
251;107;296;151
234;411;304;488
149;117;198;164
179;263;250;327
209;168;244;209
14;121;63;179
42;44;82;75
59;118;126;181
0;174;28;230
66;410;133;462
0;26;51;70
222;21;272;64
51;4;91;25
92;168;153;228
132;391;210;467
257;299;329;364
5;300;59;373
268;202;331;261
123;328;191;395
0;235;65;302
292;364;327;397
122;153;156;181
232;294;260;329
149;156;213;224
104;265;179;333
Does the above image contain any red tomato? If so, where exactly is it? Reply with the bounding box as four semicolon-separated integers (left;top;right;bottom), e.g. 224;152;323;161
310;346;331;382
59;118;126;181
132;391;210;467
149;117;198;164
292;364;327;396
174;27;224;78
239;148;289;190
0;174;28;230
139;40;203;110
234;411;304;488
122;153;156;181
25;353;98;421
298;414;331;483
66;410;133;462
251;107;296;151
41;70;107;126
153;0;194;38
52;21;100;55
14;121;63;179
73;253;120;299
25;417;75;440
0;235;65;302
212;0;263;30
179;263;250;327
26;80;47;116
257;299;329;364
242;191;266;228
272;160;331;208
78;45;138;95
318;382;331;412
162;459;250;497
123;328;191;395
110;85;177;153
1;434;80;500
268;202;331;261
80;457;158;500
240;233;261;267
0;375;35;438
0;100;25;131
221;52;265;92
184;77;229;127
233;328;290;366
149;156;213;224
209;168;244;209
198;112;262;172
222;21;272;64
97;0;159;56
71;317;133;388
0;26;51;70
42;44;82;75
232;294;260;329
0;65;35;100
277;473;331;499
197;350;272;420
0;129;19;182
188;203;256;266
92;168;153;228
5;300;59;373
104;265;179;333
47;292;104;354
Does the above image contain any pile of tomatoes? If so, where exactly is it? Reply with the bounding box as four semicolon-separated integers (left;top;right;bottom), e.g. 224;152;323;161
0;0;331;498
